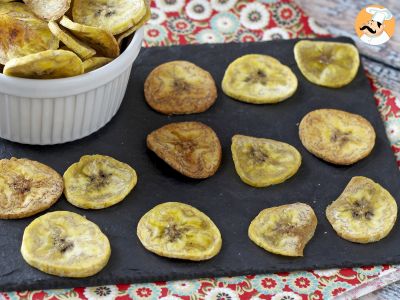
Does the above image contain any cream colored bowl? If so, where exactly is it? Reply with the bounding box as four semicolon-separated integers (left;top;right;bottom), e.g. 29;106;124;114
0;28;144;145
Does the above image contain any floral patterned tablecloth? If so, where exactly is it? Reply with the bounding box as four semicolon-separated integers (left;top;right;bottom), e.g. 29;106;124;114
2;1;400;299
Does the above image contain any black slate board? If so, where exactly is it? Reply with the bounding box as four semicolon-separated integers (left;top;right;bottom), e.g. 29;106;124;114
1;37;400;292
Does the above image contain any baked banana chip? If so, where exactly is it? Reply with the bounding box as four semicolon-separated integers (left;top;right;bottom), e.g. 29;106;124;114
299;109;375;165
326;176;397;243
0;5;59;64
294;40;360;88
144;61;217;115
21;211;111;277
83;57;113;73
0;158;63;219
3;49;83;79
48;21;96;60
72;0;147;35
222;54;298;104
147;122;222;179
137;202;222;261
249;203;317;257
231;135;301;188
60;16;120;58
64;155;137;209
23;0;71;21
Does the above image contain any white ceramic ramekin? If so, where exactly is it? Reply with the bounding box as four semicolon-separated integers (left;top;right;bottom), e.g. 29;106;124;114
0;27;144;145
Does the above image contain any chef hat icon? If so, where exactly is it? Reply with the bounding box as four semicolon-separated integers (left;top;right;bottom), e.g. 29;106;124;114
366;7;393;23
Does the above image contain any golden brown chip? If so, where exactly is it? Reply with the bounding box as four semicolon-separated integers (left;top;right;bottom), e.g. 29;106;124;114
326;176;397;243
72;0;147;35
0;10;59;64
249;203;317;257
23;0;71;21
294;40;360;88
137;202;222;261
3;49;83;79
299;109;376;165
147;122;222;179
83;57;113;73
144;61;217;115
49;21;96;60
60;16;119;58
0;158;63;219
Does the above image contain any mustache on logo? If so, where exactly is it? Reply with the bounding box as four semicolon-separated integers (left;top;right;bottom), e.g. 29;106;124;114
360;25;376;34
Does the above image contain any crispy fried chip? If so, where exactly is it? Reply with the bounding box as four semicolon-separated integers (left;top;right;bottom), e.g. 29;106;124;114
21;211;111;277
137;202;222;261
59;16;119;58
294;40;360;88
222;54;298;104
23;0;71;21
49;21;96;60
83;57;112;72
231;135;301;188
299;109;376;165
326;176;397;243
147;122;222;179
249;203;317;257
0;158;63;219
72;0;147;35
3;49;83;79
0;5;59;64
144;61;217;115
63;155;137;209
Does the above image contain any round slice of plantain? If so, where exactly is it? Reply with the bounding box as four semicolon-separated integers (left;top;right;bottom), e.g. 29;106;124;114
144;61;217;115
49;21;96;60
116;1;150;45
147;122;222;179
72;0;147;35
326;176;397;243
299;109;375;165
249;203;317;257
60;16;119;58
3;49;83;79
222;54;298;104
231;135;301;188
0;158;63;219
137;202;222;261
23;0;71;21
83;57;113;73
0;10;59;64
294;40;360;88
63;154;137;209
21;211;111;277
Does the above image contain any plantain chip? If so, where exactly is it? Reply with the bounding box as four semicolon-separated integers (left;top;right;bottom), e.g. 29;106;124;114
326;176;397;243
0;158;63;219
222;54;298;104
249;203;317;257
23;0;71;21
83;57;113;73
3;49;83;79
231;135;301;188
147;122;222;179
299;109;376;165
60;16;119;58
72;0;147;35
21;211;111;277
0;6;59;64
294;40;360;88
63;155;137;209
137;202;222;261
48;21;96;60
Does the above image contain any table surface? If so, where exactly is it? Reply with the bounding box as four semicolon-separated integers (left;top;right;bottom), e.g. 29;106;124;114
1;0;400;299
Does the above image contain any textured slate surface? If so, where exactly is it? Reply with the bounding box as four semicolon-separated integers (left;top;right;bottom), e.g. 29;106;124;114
1;37;400;292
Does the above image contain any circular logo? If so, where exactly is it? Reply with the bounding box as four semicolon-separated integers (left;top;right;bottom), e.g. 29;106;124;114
354;4;395;46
